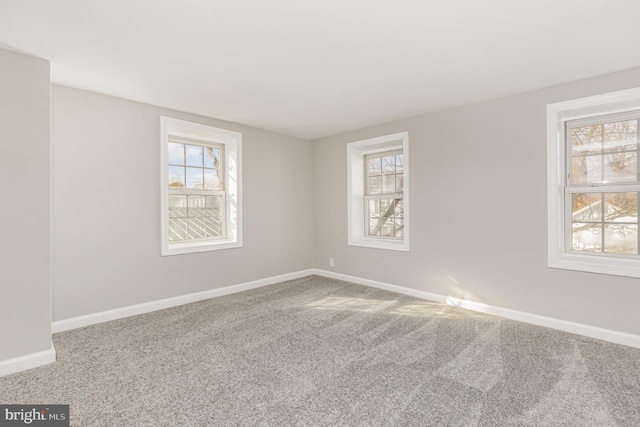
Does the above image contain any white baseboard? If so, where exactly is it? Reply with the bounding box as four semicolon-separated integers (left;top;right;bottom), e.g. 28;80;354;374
52;269;315;333
50;267;640;349
313;269;640;349
0;343;56;378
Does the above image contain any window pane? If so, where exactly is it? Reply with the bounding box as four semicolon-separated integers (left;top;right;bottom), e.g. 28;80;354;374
572;125;602;156
368;158;381;176
395;199;404;218
368;176;381;194
168;142;185;165
381;221;394;237
604;120;637;152
368;199;380;217
604;192;638;223
604;152;637;183
382;175;395;193
188;196;205;217
369;219;380;236
572;155;601;184
204;147;220;168
604;224;637;254
394;219;404;238
186;145;203;167
206;216;223;237
396;174;404;192
168;166;185;188
396;154;404;173
187;217;206;240
168;195;187;217
370;217;395;237
186;167;203;188
205;195;223;211
572;193;601;222
168;218;187;242
368;198;404;240
203;169;221;190
572;223;602;252
379;199;392;216
372;198;401;219
382;156;395;174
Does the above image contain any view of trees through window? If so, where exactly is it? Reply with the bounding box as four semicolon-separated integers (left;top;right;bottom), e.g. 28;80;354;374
570;117;639;254
365;150;404;238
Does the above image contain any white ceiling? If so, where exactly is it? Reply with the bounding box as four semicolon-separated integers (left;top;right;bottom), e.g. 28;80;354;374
1;0;640;140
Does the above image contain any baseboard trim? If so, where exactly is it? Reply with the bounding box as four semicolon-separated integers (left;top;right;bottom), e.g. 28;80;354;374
51;267;640;349
52;269;315;333
313;269;640;349
0;343;56;378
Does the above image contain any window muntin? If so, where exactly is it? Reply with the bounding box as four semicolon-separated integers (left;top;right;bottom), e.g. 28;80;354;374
566;112;640;257
365;150;404;239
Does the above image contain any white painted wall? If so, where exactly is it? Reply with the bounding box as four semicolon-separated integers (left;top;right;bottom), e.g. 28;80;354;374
0;48;51;360
312;67;640;336
51;85;314;321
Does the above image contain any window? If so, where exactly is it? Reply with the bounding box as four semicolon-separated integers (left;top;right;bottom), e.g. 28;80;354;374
365;150;405;239
160;117;242;256
167;140;225;242
547;87;640;277
348;132;409;251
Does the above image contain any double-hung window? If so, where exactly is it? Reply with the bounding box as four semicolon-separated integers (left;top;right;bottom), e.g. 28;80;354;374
160;117;242;256
364;150;405;239
547;88;640;277
348;132;409;251
567;113;639;255
167;139;226;242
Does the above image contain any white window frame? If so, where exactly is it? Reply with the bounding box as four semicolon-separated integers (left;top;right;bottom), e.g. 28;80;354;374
160;116;242;256
347;132;410;251
547;87;640;277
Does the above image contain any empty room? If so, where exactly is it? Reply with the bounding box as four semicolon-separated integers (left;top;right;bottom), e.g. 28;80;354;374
2;1;640;425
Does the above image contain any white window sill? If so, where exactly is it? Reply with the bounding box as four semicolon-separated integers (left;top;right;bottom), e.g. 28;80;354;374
348;237;409;252
162;239;241;256
550;252;640;278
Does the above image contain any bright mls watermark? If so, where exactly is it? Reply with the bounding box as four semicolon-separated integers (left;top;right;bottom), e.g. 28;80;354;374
0;405;68;426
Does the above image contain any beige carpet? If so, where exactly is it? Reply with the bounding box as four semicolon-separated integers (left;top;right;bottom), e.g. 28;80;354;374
1;275;639;426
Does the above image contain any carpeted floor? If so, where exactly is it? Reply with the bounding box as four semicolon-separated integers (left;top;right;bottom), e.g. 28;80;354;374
1;275;640;426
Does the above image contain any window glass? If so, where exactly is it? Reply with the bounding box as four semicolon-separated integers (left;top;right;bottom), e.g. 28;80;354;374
567;115;640;257
365;149;404;239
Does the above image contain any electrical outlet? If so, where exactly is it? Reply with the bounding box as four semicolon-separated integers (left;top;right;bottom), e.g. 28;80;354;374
329;257;335;268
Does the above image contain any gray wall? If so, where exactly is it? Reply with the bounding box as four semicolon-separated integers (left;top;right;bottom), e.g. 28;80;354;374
312;67;640;336
41;63;640;337
0;48;51;359
51;85;314;321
